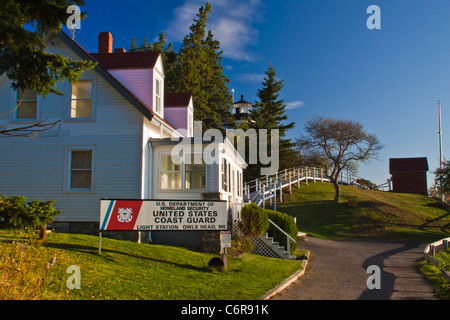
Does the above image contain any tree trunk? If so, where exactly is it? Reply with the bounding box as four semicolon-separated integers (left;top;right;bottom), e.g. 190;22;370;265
38;225;47;241
333;180;340;203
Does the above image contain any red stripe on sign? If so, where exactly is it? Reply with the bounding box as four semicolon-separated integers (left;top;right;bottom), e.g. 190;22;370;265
105;200;143;231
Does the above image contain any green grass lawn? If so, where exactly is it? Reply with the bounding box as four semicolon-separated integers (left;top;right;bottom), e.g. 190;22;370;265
272;181;450;241
417;249;450;300
0;231;303;300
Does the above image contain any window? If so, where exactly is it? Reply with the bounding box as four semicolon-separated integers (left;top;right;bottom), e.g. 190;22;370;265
15;89;37;120
70;80;92;118
160;154;182;190
155;78;161;114
185;154;206;190
160;154;207;190
69;150;93;191
222;159;228;192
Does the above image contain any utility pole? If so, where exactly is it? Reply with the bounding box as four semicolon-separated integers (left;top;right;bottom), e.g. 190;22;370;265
436;100;444;202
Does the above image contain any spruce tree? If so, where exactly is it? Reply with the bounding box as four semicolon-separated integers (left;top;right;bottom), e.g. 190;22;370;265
247;64;296;179
165;2;234;132
128;31;177;85
0;0;96;97
128;3;234;132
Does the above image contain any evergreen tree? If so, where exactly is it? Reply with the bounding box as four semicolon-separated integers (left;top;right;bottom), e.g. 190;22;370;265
128;31;177;82
0;0;96;97
128;3;234;132
246;64;296;179
129;37;138;52
165;2;234;132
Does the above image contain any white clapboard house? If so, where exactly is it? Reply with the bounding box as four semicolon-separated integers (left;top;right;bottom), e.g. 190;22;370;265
0;32;246;251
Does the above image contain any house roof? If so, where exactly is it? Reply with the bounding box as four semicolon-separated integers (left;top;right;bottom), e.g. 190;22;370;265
55;31;178;133
90;51;160;69
389;157;429;173
165;93;192;107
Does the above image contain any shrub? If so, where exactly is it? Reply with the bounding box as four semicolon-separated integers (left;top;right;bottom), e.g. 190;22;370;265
265;209;298;254
227;235;253;258
0;195;62;235
239;203;269;237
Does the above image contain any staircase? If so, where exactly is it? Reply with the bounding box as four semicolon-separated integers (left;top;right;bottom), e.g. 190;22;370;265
242;166;367;259
251;232;296;260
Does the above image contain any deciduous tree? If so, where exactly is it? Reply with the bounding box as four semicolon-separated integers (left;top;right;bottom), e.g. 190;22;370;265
297;116;383;202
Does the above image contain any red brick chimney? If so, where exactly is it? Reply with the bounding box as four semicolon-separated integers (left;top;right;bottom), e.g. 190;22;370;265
98;32;113;53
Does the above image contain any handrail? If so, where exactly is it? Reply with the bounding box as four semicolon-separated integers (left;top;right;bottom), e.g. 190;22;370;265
244;165;372;198
424;237;450;283
268;218;296;256
269;219;297;243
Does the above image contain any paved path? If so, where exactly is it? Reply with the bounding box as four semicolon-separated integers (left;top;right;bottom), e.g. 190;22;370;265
271;237;437;300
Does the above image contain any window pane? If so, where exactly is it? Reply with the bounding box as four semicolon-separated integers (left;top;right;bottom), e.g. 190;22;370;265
71;170;92;189
155;79;160;96
186;171;206;189
16;101;37;119
17;89;37;101
71;99;92;118
186;154;206;190
155;95;160;113
72;80;92;99
161;155;181;172
161;172;182;190
222;159;228;191
71;151;92;169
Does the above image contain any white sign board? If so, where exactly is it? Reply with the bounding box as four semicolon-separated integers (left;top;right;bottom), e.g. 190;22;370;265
100;199;228;231
220;231;232;248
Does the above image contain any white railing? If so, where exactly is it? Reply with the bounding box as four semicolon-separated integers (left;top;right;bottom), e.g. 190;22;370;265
268;218;297;255
243;166;366;208
424;237;450;283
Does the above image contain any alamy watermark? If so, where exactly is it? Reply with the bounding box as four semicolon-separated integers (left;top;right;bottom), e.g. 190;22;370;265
67;5;81;30
66;265;81;289
171;121;280;176
367;5;381;30
366;265;381;290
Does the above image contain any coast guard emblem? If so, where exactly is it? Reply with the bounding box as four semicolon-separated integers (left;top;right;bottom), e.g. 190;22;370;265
117;208;133;223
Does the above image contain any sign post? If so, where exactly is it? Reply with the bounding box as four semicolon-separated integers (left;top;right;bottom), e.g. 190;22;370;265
98;231;102;255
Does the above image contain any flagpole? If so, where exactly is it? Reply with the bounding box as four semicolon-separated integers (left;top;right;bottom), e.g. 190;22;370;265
437;100;444;202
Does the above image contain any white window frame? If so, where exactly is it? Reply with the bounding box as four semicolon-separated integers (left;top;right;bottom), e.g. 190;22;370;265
222;158;228;192
64;146;96;193
154;78;161;115
9;87;41;123
159;152;207;191
160;153;182;191
65;78;97;122
184;153;207;190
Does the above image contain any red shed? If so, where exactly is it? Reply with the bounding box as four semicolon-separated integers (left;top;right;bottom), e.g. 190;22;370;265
389;157;429;196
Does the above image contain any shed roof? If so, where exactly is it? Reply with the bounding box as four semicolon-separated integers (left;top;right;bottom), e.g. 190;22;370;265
389;157;429;173
90;51;160;69
165;93;192;107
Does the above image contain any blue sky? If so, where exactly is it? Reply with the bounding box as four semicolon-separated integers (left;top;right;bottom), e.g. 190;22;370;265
68;0;450;186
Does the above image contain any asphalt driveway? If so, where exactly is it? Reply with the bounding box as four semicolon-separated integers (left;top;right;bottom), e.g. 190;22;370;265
271;237;437;300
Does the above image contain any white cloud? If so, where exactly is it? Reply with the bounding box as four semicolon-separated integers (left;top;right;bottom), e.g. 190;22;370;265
235;73;266;83
165;0;264;62
285;100;306;109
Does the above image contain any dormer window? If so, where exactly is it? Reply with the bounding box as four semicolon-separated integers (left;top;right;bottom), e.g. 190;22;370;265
155;78;161;114
15;89;37;120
